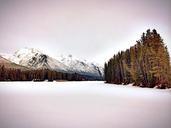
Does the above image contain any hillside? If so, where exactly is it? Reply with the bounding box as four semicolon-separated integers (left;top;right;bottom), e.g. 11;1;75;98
1;48;103;79
0;56;28;70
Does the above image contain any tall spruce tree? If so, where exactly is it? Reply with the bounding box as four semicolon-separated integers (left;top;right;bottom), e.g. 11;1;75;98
104;29;171;88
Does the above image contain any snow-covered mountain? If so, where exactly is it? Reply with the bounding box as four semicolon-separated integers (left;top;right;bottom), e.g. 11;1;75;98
1;48;103;79
0;56;28;70
2;48;68;72
57;55;103;77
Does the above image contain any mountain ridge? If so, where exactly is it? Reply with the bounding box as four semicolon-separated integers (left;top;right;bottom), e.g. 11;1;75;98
0;55;29;70
1;48;103;79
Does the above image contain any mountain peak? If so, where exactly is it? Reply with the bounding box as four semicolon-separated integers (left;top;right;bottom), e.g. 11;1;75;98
14;47;42;58
1;48;104;79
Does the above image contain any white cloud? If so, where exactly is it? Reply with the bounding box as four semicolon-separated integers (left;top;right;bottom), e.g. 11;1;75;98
0;0;170;65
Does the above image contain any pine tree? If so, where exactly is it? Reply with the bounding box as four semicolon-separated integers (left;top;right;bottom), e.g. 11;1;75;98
104;29;171;88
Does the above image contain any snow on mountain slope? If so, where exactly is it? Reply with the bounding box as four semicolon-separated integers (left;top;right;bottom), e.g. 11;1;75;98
0;56;28;70
1;48;103;78
57;55;104;77
3;48;68;72
0;53;13;60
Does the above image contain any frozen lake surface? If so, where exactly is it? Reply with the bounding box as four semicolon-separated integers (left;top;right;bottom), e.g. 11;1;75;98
0;81;171;128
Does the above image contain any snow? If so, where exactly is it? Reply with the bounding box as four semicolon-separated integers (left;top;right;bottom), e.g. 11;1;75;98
1;48;103;77
56;54;104;77
8;48;68;71
0;81;171;128
0;53;13;60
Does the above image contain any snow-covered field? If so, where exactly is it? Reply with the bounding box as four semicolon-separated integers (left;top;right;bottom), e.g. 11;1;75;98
0;81;171;128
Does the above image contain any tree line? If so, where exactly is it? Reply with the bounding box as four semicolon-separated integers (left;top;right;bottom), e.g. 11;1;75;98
0;65;92;81
104;29;171;88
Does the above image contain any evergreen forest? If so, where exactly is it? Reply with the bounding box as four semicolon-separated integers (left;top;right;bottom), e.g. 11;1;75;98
104;29;171;88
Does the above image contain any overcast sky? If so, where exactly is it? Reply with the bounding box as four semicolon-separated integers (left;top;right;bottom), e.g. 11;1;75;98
0;0;171;65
